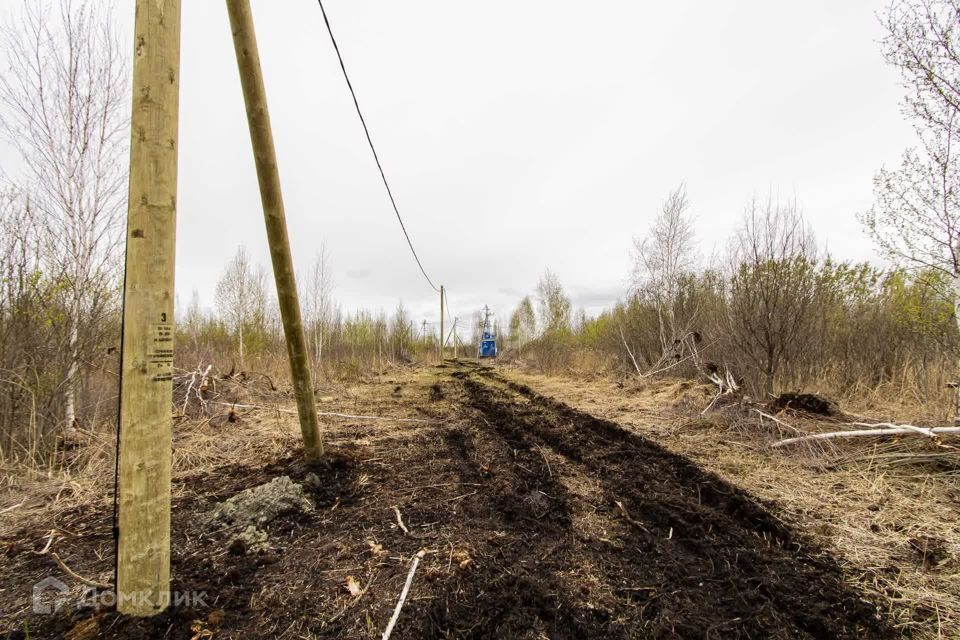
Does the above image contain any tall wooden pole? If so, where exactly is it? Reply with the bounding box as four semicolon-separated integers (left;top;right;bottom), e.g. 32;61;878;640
116;0;181;616
226;0;323;459
439;286;445;362
453;317;458;360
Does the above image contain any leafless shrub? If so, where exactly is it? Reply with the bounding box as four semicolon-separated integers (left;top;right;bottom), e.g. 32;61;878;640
726;196;818;396
0;0;126;460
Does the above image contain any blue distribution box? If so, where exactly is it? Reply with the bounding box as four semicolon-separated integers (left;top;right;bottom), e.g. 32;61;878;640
480;339;497;358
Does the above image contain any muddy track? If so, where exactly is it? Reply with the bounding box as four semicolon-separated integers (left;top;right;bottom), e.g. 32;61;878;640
448;367;893;639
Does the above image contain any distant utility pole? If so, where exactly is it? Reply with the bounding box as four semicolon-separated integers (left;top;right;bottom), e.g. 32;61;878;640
439;285;445;361
226;0;323;459
116;0;181;616
453;317;458;359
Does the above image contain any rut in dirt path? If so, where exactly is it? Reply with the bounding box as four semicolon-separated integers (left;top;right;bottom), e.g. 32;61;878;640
453;368;893;640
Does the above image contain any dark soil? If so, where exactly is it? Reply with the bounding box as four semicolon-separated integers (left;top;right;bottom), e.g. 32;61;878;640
769;392;843;417
3;365;894;639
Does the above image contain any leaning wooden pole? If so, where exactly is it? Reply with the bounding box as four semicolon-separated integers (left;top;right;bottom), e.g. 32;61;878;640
116;0;182;616
226;0;323;459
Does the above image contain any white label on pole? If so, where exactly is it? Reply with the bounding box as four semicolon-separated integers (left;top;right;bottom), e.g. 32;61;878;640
149;323;173;382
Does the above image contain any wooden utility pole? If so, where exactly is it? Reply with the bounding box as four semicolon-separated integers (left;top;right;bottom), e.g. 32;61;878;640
439;286;445;362
116;0;181;616
226;0;323;459
453;318;458;359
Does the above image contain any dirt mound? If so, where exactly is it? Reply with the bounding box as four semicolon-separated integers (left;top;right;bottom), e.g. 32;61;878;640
769;392;843;417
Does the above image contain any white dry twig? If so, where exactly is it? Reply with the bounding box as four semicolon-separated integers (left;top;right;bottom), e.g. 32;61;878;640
772;424;960;448
392;506;409;534
753;409;805;435
619;325;642;375
381;550;426;640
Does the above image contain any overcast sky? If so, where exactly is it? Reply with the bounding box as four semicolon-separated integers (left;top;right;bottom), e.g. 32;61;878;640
6;1;920;329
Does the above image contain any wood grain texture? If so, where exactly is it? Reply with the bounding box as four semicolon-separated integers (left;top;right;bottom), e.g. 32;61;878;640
116;0;181;616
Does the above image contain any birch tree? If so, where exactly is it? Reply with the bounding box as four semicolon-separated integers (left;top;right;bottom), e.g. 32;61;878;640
303;244;334;378
630;183;698;350
864;0;960;418
215;246;267;368
0;0;128;430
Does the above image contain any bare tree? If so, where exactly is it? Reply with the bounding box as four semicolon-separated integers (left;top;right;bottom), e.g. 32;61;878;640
862;122;960;297
631;182;698;353
302;244;334;379
866;0;960;417
880;0;960;135
727;196;818;396
215;246;267;368
0;0;128;430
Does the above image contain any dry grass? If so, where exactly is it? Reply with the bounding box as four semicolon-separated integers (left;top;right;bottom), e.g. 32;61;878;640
0;365;441;540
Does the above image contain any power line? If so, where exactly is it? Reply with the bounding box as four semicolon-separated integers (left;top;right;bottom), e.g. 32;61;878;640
315;0;440;293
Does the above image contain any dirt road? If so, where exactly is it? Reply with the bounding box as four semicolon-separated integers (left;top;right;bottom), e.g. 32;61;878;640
2;363;894;639
438;367;889;639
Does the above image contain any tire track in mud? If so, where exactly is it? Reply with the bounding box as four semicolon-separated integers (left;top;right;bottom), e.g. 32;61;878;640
429;377;609;639
453;368;893;640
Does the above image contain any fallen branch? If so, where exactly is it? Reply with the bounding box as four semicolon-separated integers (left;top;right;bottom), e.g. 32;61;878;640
49;552;112;589
180;364;212;416
33;530;112;589
772;425;960;448
392;506;409;534
381;550;426;640
847;421;934;437
643;351;697;379
643;337;721;380
614;500;650;534
701;391;722;415
619;325;642;376
753;409;805;435
180;368;197;416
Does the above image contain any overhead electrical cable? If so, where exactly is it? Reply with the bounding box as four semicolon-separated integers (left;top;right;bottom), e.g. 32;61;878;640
315;0;440;293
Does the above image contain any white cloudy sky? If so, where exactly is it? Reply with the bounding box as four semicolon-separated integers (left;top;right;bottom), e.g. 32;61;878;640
5;1;919;328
